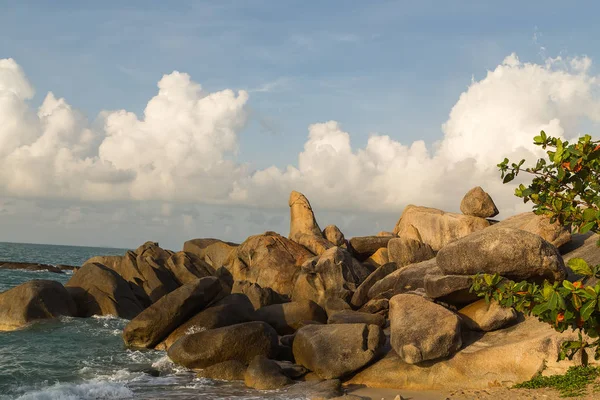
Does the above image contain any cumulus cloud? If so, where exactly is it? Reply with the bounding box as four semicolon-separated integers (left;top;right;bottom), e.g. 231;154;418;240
1;53;600;222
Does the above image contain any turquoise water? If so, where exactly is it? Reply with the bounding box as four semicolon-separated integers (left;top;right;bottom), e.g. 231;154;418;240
0;242;300;399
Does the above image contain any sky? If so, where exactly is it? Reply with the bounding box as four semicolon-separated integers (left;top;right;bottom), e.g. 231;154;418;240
1;1;600;249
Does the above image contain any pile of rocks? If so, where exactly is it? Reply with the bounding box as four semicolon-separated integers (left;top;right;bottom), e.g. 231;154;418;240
1;186;596;398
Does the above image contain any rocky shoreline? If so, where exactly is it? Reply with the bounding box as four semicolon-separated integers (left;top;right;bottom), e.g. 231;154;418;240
0;187;599;399
0;261;76;273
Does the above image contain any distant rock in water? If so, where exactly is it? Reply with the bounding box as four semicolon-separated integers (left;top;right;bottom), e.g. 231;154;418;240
0;261;76;273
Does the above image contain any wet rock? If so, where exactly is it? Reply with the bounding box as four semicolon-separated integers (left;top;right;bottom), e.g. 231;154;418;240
244;355;293;390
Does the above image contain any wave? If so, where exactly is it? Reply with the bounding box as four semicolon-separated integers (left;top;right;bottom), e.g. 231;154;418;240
12;381;133;400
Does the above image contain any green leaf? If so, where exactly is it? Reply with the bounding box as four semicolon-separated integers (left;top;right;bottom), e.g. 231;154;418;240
568;258;593;276
563;280;575;290
580;221;596;234
581;299;597;321
583;208;598;222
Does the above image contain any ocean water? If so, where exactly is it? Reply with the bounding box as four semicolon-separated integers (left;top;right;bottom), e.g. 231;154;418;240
0;242;303;400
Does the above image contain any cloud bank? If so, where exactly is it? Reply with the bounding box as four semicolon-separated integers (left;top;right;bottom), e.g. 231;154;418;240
1;54;600;219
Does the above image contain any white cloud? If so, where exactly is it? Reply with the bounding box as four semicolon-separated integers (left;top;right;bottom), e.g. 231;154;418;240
1;53;600;224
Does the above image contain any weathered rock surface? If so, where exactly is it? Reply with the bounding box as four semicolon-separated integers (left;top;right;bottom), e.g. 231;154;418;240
66;262;144;319
460;186;499;218
365;248;389;268
562;233;600;268
436;227;566;282
225;232;313;296
367;259;438;300
323;225;346;247
183;238;238;269
389;294;462;364
0;280;76;331
458;299;517;332
122;277;222;348
244;355;293;390
387;238;435;268
231;280;288;310
293;323;385;379
423;273;477;306
289;191;333;255
196;360;246;381
285;379;343;400
292;247;371;306
358;298;389;315
392;205;490;251
322;297;352;316
348;317;594;390
327;310;385;327
165;252;214;285
351;263;397;308
490;212;571;248
158;293;255;350
254;300;327;335
348;236;392;260
167;321;279;369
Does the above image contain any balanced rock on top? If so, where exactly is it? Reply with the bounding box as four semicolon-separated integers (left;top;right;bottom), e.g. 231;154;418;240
459;186;499;218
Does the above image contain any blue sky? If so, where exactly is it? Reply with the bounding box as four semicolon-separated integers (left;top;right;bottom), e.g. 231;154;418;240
1;1;599;248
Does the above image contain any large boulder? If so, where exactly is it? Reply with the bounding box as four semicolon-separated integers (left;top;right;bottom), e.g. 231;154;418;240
231;280;288;310
0;280;76;331
157;293;255;350
392;205;490;251
389;294;462;364
323;225;346;247
348;317;594;390
350;263;397;308
423;273;477;306
196;360;246;381
167;321;279;369
83;255;122;271
490;212;571;248
183;238;238;269
458;299;517;332
254;300;327;335
293;323;385;379
292;247;372;307
460;186;499;218
387;238;434;268
122;277;223;348
289;191;333;255
348;236;392;260
224;232;314;296
367;259;438;300
436;227;567;282
65;263;144;319
365;248;389;268
165;252;215;285
244;355;293;390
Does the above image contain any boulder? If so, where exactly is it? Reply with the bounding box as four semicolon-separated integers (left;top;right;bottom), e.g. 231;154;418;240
293;323;385;379
327;310;385;327
0;280;76;331
292;247;371;307
167;321;279;369
275;360;308;379
183;238;238;269
323;225;346;247
367;259;438;300
348;317;594;390
389;294;462;364
254;300;327;335
350;263;397;308
436;227;567;282
83;255;123;270
134;244;180;302
348;236;392;260
562;233;600;269
400;225;422;242
423;273;477;306
244;355;293;390
490;212;571;248
387;238;435;268
285;379;343;400
460;186;499;218
165;252;215;285
122;277;222;348
365;248;389;268
458;299;517;332
196;360;246;381
231;280;288;310
392;205;490;251
65;263;144;319
224;232;313;296
322;297;352;316
158;293;255;350
358;298;389;316
289;191;333;255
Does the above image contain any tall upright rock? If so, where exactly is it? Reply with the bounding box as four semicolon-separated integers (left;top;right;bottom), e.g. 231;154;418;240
289;191;333;255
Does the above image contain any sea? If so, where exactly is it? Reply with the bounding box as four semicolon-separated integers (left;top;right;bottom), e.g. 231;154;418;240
0;242;303;400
